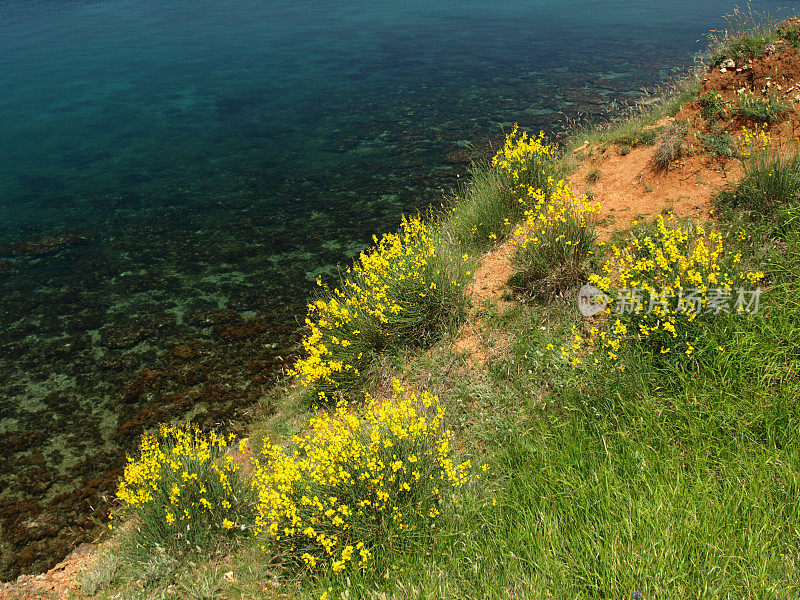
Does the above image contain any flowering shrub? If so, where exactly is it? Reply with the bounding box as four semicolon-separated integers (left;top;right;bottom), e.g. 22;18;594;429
510;178;599;298
739;124;772;156
492;124;560;193
486;124;599;297
251;381;471;576
446;125;563;251
485;124;599;299
114;423;254;555
446;167;512;250
569;214;764;366
290;215;466;398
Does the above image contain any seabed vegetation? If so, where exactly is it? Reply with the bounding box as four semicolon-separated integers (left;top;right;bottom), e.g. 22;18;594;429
14;8;800;600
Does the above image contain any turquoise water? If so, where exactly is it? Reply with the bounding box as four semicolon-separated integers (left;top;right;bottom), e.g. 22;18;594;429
0;0;788;579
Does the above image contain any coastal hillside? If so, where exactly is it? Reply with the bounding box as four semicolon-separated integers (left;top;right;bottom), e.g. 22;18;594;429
5;10;800;600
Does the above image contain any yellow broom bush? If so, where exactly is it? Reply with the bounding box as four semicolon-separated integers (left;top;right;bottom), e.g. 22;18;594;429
114;423;255;556
510;178;600;298
492;124;560;192
447;124;564;251
568;214;764;367
290;215;467;399
251;380;472;576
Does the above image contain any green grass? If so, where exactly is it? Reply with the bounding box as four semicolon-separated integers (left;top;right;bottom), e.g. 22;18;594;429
715;150;800;219
77;553;119;597
362;224;800;599
610;125;659;148
445;129;563;254
562;76;700;167
256;247;800;598
508;209;597;301
707;12;800;65
705;5;779;67
694;127;736;157
445;162;517;252
178;567;224;600
708;33;775;67
779;22;800;48
699;90;728;126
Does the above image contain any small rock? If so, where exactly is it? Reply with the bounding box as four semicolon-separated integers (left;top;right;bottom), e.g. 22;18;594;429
719;67;727;73
639;96;663;106
572;141;590;155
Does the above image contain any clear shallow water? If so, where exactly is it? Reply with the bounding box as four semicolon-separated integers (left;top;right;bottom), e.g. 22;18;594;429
0;0;790;579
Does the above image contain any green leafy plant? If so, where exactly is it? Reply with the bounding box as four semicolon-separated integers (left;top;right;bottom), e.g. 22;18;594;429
78;553;119;596
734;90;789;123
509;180;598;300
699;91;727;126
706;5;777;66
695;128;736;157
446;164;517;251
709;35;773;67
779;22;800;48
568;214;764;368
613;127;658;148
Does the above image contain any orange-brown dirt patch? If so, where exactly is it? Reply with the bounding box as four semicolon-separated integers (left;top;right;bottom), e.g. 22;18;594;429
572;42;800;239
678;47;800;144
700;41;800;100
452;243;515;366
0;543;95;600
570;143;735;238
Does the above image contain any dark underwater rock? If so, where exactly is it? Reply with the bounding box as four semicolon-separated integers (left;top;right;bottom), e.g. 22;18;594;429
186;308;242;327
0;230;93;258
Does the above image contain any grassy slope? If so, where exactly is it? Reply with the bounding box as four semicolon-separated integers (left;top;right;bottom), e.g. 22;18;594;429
75;11;800;600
